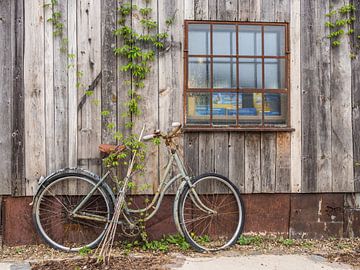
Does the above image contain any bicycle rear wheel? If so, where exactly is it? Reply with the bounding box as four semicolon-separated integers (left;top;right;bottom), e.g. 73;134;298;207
178;173;244;252
32;169;114;252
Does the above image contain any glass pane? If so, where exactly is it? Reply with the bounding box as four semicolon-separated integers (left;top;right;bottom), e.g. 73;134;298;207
213;24;236;55
239;25;262;56
213;58;237;88
186;92;211;125
188;24;211;55
239;58;262;88
238;93;262;125
264;93;288;125
264;58;286;89
264;26;285;56
188;57;210;88
212;92;237;125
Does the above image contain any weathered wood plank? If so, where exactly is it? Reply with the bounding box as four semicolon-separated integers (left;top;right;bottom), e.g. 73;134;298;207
274;0;290;22
132;0;159;194
290;0;301;193
101;0;117;145
199;133;214;174
77;0;102;175
261;133;276;193
184;0;194;20
301;0;332;192
238;0;250;21
184;133;199;177
68;0;78;168
54;0;69;170
352;0;360;191
218;0;238;21
208;0;217;20
44;2;55;174
276;132;290;192
24;0;47;195
229;132;245;193
260;0;275;22
214;132;229;177
11;0;25;196
331;0;354;192
195;0;208;20
158;0;184;191
248;0;261;21
244;133;261;193
0;0;13;195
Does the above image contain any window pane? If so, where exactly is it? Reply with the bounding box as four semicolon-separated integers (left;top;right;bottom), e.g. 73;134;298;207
186;92;211;125
212;92;237;125
213;24;236;55
188;57;210;88
239;25;262;56
264;58;286;89
188;24;211;55
264;26;285;56
239;58;262;88
264;93;288;125
238;93;262;125
213;57;237;88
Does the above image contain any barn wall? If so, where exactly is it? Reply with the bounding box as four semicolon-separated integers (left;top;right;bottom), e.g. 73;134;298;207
0;0;359;195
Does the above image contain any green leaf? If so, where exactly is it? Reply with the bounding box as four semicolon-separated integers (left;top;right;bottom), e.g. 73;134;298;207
101;110;110;116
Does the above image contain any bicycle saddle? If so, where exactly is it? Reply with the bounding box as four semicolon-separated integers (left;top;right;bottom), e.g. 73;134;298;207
98;144;126;155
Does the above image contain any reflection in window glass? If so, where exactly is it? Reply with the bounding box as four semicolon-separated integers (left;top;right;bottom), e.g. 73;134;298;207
239;25;262;56
212;92;237;125
264;58;286;89
264;26;285;56
213;24;236;55
264;94;288;125
188;24;211;55
238;93;262;125
188;57;210;88
187;92;211;125
213;58;237;88
239;58;262;88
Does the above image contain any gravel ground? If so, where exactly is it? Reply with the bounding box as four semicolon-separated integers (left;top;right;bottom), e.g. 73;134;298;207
1;237;360;269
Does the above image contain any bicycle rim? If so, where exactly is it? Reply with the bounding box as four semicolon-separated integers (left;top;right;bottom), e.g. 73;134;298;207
179;175;243;252
34;176;112;251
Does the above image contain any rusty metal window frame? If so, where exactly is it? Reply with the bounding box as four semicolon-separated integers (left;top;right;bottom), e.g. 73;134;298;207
183;20;292;131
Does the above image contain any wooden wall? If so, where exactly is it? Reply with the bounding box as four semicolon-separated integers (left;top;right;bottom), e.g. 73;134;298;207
0;0;358;195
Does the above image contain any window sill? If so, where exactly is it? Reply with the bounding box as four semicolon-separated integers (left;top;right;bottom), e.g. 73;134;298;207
182;126;295;132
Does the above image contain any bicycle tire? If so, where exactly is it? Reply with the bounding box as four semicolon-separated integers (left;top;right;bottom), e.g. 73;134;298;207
32;168;114;252
178;173;245;252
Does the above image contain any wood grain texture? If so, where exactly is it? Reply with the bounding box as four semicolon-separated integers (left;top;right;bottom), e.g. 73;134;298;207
274;0;290;22
0;0;13;195
132;0;159;194
229;132;245;193
290;0;301;193
301;0;332;192
24;0;46;195
194;0;208;20
53;0;69;171
261;133;276;193
213;132;229;177
208;0;217;20
184;0;194;20
68;0;78;168
44;1;55;174
184;133;199;177
158;0;184;189
101;0;117;145
77;0;102;175
248;0;261;21
218;0;238;21
330;0;354;192
11;0;25;196
245;133;261;193
276;132;290;192
199;133;214;174
352;0;360;191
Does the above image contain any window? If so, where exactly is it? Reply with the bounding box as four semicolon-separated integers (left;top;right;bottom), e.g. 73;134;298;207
184;21;290;129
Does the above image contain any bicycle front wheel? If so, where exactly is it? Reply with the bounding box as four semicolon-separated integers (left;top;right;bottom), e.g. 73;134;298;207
178;173;244;252
32;169;114;251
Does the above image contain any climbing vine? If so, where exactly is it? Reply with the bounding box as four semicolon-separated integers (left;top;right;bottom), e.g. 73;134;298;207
325;3;359;58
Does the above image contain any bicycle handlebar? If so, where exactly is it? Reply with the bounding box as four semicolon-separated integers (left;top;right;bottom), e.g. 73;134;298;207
142;123;182;142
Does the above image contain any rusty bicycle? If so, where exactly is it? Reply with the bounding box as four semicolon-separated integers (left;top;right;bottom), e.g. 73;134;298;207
32;123;245;252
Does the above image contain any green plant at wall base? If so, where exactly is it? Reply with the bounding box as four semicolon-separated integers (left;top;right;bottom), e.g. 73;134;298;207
325;3;359;56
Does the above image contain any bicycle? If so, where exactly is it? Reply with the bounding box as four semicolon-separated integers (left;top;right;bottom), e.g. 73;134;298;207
32;123;245;252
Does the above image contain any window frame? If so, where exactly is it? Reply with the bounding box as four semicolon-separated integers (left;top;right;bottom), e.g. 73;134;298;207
183;20;293;131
